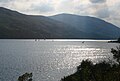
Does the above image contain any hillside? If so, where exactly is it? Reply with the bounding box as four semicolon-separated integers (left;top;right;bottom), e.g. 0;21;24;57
0;7;120;39
50;13;120;39
0;7;82;39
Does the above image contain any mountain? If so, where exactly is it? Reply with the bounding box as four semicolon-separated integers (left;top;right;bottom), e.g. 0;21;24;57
0;7;83;39
50;13;120;39
0;7;119;39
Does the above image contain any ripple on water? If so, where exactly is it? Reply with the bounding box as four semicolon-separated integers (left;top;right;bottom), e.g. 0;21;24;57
0;40;119;81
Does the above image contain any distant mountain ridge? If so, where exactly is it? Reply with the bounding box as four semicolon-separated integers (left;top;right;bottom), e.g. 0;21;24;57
0;7;119;39
0;7;80;39
50;13;120;39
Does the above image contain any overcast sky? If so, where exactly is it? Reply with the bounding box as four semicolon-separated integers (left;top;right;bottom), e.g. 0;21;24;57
0;0;120;27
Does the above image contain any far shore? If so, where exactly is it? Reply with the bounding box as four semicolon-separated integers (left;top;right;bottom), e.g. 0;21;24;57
108;40;120;43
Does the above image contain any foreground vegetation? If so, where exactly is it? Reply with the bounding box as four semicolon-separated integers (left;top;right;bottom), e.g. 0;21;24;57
18;73;32;81
61;45;120;81
17;45;120;81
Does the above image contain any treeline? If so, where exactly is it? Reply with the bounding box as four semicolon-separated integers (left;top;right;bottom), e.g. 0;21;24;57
61;46;120;81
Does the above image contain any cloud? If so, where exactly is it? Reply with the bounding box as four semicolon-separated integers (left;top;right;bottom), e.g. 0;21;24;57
90;3;110;18
0;0;120;27
30;3;54;13
94;7;110;18
89;0;106;3
74;1;110;18
0;0;14;2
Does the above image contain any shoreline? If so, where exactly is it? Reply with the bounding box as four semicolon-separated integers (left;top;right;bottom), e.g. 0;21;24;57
108;41;120;43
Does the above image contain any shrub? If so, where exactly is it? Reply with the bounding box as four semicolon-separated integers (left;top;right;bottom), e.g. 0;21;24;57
111;46;120;64
18;72;32;81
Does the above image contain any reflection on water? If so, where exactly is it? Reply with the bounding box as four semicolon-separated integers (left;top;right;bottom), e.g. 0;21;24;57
0;40;119;81
52;45;109;70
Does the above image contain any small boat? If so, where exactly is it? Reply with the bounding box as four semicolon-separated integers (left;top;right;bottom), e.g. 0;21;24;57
82;41;85;43
35;39;37;41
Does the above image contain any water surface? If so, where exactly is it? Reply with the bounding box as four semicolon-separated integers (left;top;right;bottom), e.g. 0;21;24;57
0;39;119;81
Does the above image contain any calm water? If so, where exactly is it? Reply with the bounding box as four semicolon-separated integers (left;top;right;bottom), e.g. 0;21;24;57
0;39;119;81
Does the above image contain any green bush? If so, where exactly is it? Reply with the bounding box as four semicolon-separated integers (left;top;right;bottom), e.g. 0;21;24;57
61;45;120;81
111;46;120;64
18;72;32;81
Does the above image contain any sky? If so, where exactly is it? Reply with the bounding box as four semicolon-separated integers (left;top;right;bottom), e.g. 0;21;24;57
0;0;120;28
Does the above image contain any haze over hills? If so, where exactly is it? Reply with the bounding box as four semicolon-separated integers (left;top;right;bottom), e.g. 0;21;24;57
0;7;120;39
50;13;120;39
